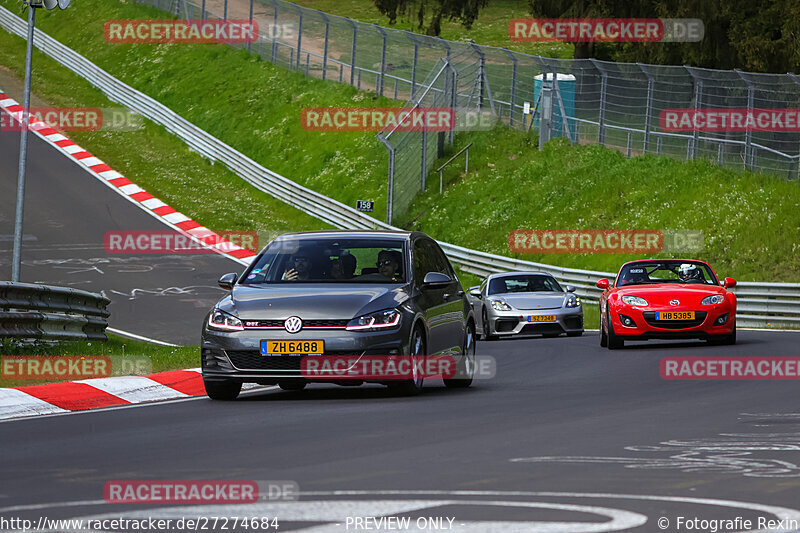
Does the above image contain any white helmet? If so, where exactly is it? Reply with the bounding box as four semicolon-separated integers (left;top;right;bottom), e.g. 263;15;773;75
678;263;698;280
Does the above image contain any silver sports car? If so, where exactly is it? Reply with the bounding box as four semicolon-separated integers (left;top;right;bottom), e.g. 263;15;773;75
469;272;584;340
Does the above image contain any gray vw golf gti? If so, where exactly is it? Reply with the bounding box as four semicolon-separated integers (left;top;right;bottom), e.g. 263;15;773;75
202;231;476;399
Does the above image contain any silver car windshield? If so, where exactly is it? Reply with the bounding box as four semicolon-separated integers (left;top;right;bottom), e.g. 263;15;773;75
488;275;562;295
241;237;407;284
617;261;718;287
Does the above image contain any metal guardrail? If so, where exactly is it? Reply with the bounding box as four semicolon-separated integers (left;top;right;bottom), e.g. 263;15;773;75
0;6;797;330
0;282;110;341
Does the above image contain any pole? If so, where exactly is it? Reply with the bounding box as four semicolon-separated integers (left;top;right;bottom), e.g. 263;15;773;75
12;4;36;282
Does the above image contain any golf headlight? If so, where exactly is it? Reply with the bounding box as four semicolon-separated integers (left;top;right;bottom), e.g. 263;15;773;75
490;299;513;311
701;294;725;305
622;295;648;306
565;295;581;308
207;309;244;331
346;308;401;331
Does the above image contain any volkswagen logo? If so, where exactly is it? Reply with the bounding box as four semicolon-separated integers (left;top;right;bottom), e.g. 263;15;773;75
670;300;680;306
284;316;303;333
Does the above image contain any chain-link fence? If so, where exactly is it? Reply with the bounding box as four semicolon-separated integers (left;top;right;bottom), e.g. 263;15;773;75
140;0;800;224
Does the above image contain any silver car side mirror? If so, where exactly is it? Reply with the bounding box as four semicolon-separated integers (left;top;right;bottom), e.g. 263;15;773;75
566;285;576;293
218;273;237;290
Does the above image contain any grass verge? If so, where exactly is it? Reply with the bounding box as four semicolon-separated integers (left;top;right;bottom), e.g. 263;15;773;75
0;334;198;387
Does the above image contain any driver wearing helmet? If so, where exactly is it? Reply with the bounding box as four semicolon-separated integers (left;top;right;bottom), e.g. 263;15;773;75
677;263;701;283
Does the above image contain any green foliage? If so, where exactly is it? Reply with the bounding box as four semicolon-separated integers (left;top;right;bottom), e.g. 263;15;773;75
373;0;489;36
527;0;800;72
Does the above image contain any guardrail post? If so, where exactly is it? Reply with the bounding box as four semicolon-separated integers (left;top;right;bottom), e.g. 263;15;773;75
375;24;387;97
317;10;329;80
346;17;357;86
502;48;518;127
293;3;303;70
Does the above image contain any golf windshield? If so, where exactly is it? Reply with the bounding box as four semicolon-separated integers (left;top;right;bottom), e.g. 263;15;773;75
241;237;407;283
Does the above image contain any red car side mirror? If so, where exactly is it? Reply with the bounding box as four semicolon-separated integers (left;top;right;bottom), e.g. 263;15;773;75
596;278;610;290
723;277;737;288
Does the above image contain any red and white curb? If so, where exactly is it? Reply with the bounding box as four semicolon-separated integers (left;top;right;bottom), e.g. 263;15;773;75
0;90;257;264
0;91;264;420
0;369;207;421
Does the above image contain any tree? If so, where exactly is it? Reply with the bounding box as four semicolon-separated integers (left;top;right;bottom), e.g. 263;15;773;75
527;0;800;72
373;0;489;36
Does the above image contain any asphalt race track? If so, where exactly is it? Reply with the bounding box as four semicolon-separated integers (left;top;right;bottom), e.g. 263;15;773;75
0;120;242;345
3;331;800;531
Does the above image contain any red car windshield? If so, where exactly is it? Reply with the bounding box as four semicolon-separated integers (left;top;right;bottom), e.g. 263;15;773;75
616;261;719;287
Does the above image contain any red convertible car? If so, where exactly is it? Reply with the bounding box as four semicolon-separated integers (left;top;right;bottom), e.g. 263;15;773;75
597;259;737;349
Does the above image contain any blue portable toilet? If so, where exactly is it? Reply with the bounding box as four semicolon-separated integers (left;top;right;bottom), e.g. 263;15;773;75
533;73;576;140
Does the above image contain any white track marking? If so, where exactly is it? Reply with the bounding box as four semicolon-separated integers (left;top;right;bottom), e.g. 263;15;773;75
105;327;179;346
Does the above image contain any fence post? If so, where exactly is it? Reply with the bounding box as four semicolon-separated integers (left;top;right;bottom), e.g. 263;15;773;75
638;63;654;153
346;17;357;86
201;0;205;20
591;60;607;146
271;0;279;63
736;69;755;170
686;67;702;160
317;10;329;80
223;0;227;20
293;3;303;70
405;30;419;101
374;24;387;97
469;41;486;110
245;0;253;51
502;48;518;127
378;136;395;225
421;128;427;190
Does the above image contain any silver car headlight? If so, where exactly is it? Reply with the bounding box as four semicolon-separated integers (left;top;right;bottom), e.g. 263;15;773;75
565;295;581;308
621;295;648;306
346;308;401;331
207;309;244;331
701;294;725;305
490;299;513;311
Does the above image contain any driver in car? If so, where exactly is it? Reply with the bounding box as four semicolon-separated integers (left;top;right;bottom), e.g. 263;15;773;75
677;263;702;283
283;253;313;281
377;250;402;282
